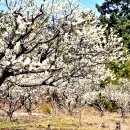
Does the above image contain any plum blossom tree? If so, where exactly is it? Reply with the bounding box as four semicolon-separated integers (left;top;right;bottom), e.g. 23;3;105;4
0;0;128;121
102;78;130;119
0;82;29;121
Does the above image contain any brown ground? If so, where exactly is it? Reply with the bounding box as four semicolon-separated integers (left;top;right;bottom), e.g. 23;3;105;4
0;107;130;130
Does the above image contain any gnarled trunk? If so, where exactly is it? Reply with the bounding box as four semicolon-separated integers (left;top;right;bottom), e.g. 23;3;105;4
6;111;13;122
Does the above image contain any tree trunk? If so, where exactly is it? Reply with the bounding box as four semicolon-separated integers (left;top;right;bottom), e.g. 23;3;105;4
100;110;104;117
78;108;84;126
79;111;82;126
6;112;13;122
100;108;105;117
52;101;58;117
68;109;73;116
27;109;32;117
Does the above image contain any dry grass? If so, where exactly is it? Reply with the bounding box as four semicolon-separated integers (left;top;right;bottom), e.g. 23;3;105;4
0;107;130;130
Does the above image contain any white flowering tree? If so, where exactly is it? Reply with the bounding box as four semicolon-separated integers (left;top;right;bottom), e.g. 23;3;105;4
0;0;127;121
0;83;29;121
102;78;130;119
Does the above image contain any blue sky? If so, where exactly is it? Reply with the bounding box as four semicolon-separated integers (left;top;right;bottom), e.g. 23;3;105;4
79;0;104;14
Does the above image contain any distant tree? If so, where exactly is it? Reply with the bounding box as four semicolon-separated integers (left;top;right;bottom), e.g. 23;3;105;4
96;0;130;49
102;78;130;120
0;83;29;121
96;0;130;83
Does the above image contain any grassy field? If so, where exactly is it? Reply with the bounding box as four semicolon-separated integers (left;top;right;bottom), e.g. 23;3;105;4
0;107;130;130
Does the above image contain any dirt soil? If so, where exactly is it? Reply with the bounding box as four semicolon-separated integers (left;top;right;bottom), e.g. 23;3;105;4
0;107;130;130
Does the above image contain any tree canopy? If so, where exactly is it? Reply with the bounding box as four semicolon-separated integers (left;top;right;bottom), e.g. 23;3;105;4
96;0;130;49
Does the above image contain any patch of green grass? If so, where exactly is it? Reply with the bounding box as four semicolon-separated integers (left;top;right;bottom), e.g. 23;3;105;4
41;103;53;114
0;120;26;129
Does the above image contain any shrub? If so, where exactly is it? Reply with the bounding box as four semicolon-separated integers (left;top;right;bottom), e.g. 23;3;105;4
41;102;53;114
